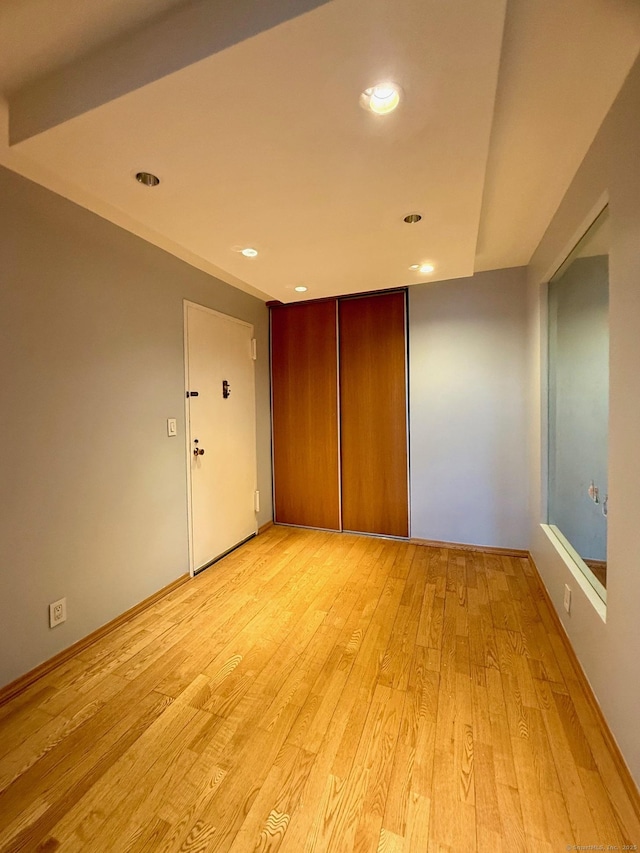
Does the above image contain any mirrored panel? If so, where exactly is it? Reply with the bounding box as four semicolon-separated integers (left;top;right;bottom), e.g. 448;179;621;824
548;207;609;601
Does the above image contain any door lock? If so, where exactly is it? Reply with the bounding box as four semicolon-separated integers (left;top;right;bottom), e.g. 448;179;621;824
193;438;205;456
222;380;231;399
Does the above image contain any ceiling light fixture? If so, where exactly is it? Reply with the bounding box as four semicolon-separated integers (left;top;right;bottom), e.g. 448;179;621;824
241;247;258;258
360;82;402;115
294;286;308;292
135;171;160;187
410;263;435;274
403;213;422;224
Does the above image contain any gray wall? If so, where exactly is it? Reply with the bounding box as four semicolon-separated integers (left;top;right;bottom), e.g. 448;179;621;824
548;255;608;562
0;165;271;688
409;267;529;549
527;51;640;785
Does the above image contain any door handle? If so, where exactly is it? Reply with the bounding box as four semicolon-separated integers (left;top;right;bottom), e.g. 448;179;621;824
193;439;205;456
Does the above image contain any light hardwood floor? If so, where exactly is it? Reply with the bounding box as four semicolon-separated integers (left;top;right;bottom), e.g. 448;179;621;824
0;527;638;852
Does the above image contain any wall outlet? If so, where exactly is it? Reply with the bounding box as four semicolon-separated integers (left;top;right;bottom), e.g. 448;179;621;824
563;584;571;614
49;597;67;628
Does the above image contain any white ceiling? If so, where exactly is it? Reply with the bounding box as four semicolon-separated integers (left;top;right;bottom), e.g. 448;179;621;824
0;0;189;93
1;0;639;303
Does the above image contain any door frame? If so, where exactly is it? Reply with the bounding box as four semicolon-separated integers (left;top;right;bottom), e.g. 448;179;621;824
183;299;256;577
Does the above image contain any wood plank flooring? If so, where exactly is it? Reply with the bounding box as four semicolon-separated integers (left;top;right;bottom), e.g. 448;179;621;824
0;527;638;852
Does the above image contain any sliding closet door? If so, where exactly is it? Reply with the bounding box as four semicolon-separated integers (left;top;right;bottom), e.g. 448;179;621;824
339;292;408;537
271;301;341;530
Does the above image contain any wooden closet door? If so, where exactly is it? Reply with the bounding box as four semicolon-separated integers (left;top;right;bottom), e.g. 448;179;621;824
271;301;341;530
339;292;408;537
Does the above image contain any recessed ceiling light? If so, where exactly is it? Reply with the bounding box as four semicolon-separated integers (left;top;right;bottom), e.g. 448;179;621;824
135;171;160;187
241;247;258;258
404;213;422;224
294;286;308;293
409;262;435;274
360;82;402;115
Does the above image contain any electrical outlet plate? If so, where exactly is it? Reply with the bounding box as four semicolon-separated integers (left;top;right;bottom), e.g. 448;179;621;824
50;597;67;628
563;584;571;614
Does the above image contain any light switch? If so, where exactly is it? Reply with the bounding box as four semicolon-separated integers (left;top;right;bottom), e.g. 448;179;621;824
167;418;177;436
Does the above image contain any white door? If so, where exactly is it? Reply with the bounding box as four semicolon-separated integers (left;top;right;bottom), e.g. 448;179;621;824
184;302;258;573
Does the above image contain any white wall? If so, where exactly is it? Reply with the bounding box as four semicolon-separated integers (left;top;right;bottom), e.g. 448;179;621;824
0;166;272;688
409;267;529;549
527;53;640;786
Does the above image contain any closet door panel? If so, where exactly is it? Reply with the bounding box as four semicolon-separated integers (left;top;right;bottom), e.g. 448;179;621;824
339;292;408;537
271;301;340;530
